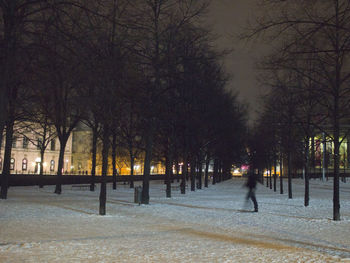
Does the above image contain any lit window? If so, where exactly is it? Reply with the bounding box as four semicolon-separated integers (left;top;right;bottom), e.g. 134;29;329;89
22;158;27;171
10;158;15;170
50;160;55;171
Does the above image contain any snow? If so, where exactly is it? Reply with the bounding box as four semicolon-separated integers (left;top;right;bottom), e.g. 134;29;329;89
1;178;350;262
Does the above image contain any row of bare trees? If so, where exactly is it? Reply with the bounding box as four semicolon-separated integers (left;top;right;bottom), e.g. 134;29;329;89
246;0;350;221
0;0;248;215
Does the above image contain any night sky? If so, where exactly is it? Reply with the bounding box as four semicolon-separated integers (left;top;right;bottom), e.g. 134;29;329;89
207;0;269;123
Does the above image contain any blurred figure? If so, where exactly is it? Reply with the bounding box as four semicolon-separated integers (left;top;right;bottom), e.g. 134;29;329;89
245;171;258;212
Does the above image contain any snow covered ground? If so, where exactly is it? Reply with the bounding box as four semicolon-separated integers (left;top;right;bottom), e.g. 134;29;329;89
1;178;350;262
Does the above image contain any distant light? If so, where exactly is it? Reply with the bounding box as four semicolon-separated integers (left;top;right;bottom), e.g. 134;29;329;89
241;165;249;170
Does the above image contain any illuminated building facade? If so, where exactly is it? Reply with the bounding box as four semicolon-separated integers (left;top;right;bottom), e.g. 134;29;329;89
0;123;72;174
71;124;164;175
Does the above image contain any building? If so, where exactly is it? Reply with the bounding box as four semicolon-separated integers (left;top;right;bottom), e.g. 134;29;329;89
1;121;166;176
71;125;91;174
0;122;72;174
71;123;165;175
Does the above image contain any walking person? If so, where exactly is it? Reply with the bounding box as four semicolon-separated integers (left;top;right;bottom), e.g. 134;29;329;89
245;170;258;212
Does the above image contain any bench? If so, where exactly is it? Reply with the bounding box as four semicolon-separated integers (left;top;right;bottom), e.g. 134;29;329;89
71;184;90;190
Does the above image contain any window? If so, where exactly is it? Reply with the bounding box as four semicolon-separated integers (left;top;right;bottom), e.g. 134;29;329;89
10;158;15;170
51;139;56;151
22;158;27;171
12;136;17;148
37;138;42;150
23;137;29;149
50;160;55;172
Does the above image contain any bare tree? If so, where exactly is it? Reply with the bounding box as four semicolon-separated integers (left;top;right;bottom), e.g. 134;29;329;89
17;117;57;186
0;0;76;198
127;0;210;204
35;3;88;194
245;0;350;220
119;97;143;189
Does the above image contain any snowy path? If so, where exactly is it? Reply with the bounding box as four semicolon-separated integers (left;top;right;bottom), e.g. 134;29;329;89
1;178;350;262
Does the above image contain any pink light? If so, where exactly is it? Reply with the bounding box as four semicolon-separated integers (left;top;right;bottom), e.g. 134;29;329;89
241;165;249;170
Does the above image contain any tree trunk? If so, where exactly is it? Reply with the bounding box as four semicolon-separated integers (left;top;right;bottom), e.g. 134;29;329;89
165;155;171;198
220;161;224;182
333;6;341;219
280;152;283;194
287;149;292;199
269;166;272;190
130;154;134;188
273;157;277;192
213;159;218;185
175;157;179;183
218;161;223;183
0;122;4;152
181;155;188;194
311;136;315;171
259;168;263;185
39;148;45;188
1;1;16;200
55;138;67;194
322;132;327;181
1;120;14;199
99;124;110;215
304;136;310;207
347;136;350;170
216;161;220;183
0;73;6;154
142;121;154;204
333;103;340;221
190;157;195;191
112;133;117;190
90;126;98;191
197;160;202;189
204;157;209;188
